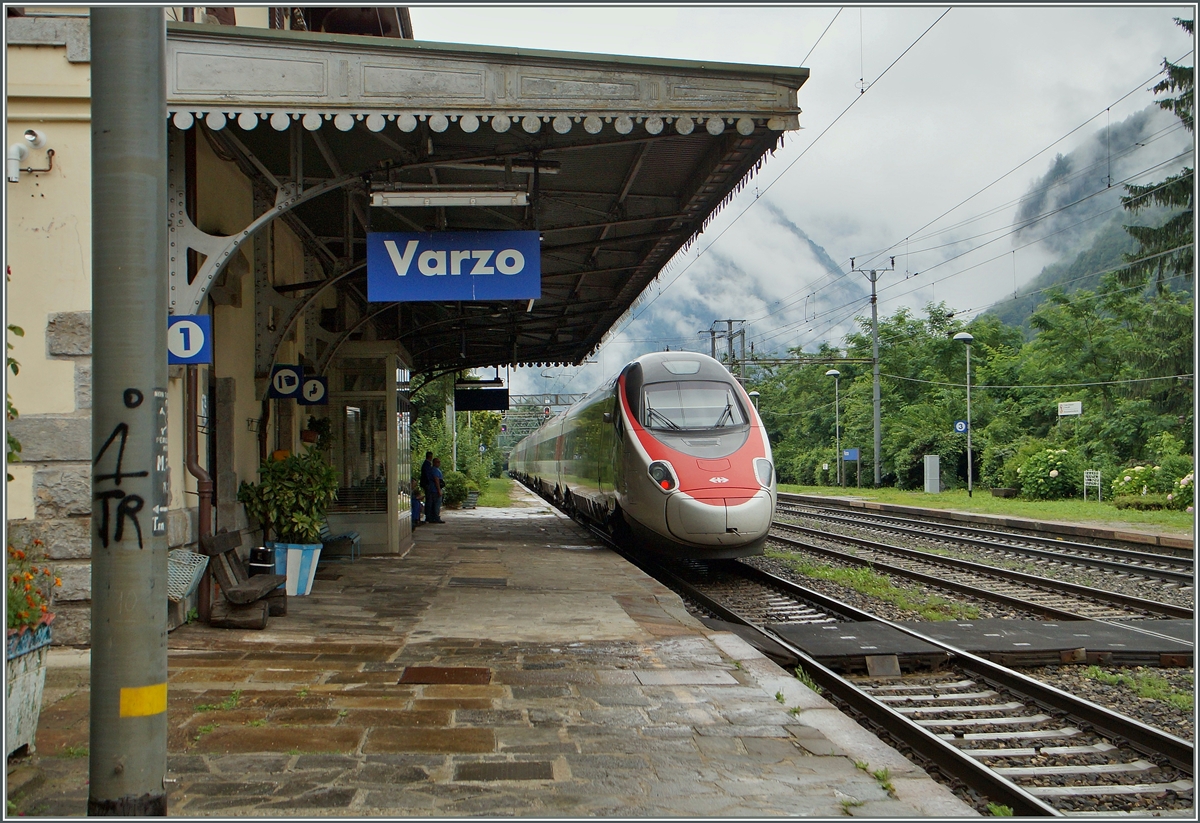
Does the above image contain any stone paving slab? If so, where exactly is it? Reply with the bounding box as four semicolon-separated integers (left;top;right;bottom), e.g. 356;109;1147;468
7;485;977;817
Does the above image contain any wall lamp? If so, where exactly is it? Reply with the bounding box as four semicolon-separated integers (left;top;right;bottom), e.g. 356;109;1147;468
370;190;528;208
7;129;53;183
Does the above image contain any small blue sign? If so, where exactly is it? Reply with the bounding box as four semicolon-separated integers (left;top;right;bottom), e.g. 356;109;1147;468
842;448;859;461
367;231;541;302
297;376;328;406
269;365;303;399
954;420;969;433
167;315;212;364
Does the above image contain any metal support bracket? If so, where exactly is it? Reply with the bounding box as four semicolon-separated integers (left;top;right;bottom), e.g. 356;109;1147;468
166;128;360;315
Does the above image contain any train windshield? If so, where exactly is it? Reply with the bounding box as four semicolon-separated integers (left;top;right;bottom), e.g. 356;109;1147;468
643;381;747;430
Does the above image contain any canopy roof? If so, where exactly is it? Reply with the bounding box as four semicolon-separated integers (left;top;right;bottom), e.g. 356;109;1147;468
166;22;809;376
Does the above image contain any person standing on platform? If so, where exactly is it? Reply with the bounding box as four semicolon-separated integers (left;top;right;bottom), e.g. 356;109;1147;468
419;451;435;523
428;457;446;523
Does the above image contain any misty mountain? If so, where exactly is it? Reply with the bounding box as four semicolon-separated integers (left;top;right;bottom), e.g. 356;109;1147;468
986;104;1192;330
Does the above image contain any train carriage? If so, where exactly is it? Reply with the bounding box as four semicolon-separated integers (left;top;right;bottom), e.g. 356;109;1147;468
511;352;775;559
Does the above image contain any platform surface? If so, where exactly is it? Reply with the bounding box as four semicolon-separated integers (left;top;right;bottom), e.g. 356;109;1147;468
9;485;975;817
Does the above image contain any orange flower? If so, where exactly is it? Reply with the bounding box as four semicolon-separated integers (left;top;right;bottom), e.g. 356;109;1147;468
54;577;62;587
32;539;43;546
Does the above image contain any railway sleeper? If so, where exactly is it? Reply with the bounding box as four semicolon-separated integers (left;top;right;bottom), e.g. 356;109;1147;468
1024;780;1193;798
962;742;1118;758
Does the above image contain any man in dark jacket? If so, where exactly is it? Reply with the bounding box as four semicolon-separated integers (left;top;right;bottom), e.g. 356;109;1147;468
419;451;435;523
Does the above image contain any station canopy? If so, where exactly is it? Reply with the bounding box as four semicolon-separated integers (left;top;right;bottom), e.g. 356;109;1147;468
165;22;809;377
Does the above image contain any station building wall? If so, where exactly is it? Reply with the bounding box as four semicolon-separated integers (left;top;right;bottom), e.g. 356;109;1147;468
4;10;347;644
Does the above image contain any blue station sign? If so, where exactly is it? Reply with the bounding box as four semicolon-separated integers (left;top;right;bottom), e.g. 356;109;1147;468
367;231;541;302
167;315;212;365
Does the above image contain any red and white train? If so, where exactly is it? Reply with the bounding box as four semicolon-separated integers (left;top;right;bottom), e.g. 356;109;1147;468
509;352;775;559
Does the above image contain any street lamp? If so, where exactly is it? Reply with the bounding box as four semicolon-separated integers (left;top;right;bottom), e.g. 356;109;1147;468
953;332;974;497
748;390;760;412
825;369;841;487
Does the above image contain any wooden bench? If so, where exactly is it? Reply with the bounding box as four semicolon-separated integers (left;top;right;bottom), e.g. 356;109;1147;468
319;522;361;561
199;531;287;629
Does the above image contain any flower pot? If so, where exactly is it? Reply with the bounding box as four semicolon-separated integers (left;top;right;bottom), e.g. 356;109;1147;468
6;618;53;757
271;542;322;596
300;430;319;444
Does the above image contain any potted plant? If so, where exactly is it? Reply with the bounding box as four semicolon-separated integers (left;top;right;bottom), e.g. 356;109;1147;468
237;450;338;596
6;535;60;756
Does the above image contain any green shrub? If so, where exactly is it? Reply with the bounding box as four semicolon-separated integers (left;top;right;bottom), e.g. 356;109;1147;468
1114;493;1170;511
1018;448;1081;500
442;470;471;507
1156;455;1194;491
980;443;1016;489
1167;471;1194;511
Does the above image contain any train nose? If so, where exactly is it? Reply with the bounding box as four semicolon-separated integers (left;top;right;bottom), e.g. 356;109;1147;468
665;490;774;545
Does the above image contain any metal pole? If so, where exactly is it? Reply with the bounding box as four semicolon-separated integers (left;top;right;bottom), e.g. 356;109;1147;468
870;272;881;487
965;343;973;498
89;7;169;816
834;376;841;487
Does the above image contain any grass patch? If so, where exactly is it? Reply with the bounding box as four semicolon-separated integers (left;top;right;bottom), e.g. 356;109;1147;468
775;690;786;703
244;719;267;727
57;745;88;758
193;723;218;741
195;689;241;712
795;667;823;694
296;687;309;699
987;803;1015;816
766;549;980;621
1083;666;1194;712
778;485;1194;536
477;477;515;507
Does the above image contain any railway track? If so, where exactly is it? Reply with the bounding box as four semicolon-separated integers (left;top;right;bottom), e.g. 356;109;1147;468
768;521;1193;622
630;554;1195;817
776;498;1194;585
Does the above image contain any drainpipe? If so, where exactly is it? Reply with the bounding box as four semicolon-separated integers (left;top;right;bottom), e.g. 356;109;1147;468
186;365;213;621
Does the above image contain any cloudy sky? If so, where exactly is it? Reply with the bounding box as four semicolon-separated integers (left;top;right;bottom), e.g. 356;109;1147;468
409;5;1195;396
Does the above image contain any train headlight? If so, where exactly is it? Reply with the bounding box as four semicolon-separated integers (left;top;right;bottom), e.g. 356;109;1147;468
648;461;677;492
754;458;774;488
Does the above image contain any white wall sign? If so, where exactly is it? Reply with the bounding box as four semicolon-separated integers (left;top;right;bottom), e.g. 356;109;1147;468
1058;401;1083;416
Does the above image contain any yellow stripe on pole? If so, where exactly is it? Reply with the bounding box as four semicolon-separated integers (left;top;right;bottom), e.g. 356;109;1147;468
119;683;167;717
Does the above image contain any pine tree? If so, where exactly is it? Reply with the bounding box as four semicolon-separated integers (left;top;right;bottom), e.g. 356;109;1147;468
1119;18;1194;292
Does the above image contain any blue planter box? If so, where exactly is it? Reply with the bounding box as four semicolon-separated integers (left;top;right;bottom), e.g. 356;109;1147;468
266;541;322;596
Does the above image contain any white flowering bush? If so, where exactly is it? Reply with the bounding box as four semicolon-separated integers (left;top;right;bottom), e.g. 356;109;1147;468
1167;471;1194;511
1018;448;1081;500
1110;464;1160;497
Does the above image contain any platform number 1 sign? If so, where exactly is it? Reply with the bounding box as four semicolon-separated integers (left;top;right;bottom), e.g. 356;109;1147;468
167;315;212;365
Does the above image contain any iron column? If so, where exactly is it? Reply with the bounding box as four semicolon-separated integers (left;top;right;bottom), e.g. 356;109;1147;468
89;8;169;816
955;332;974;497
825;369;841;486
869;272;881;487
